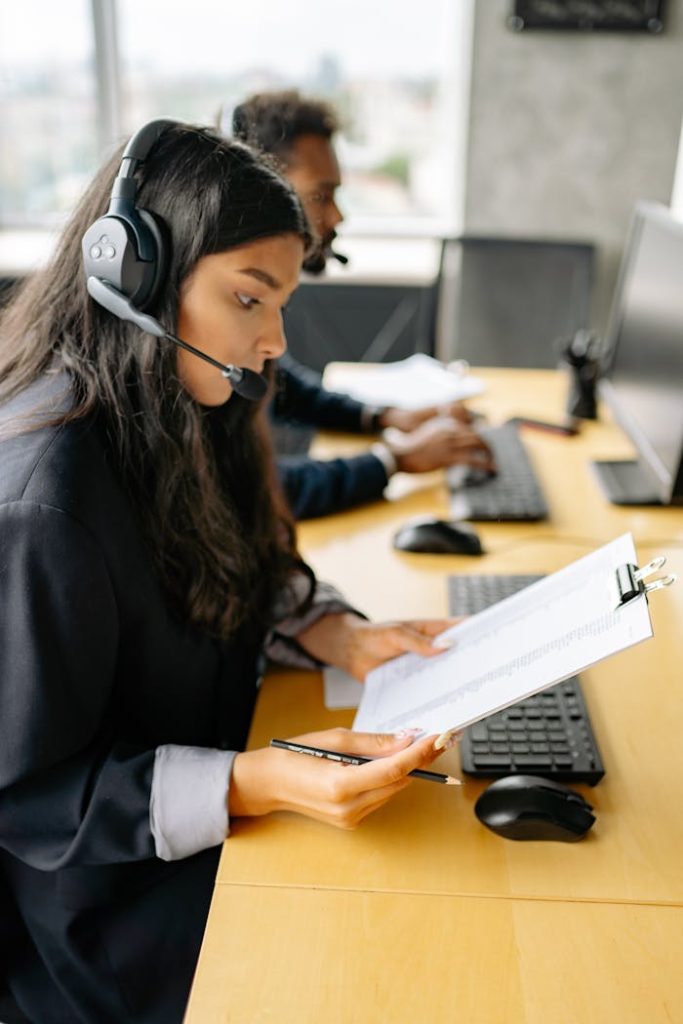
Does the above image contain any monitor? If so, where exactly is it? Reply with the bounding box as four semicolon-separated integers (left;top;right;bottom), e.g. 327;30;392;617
592;202;683;506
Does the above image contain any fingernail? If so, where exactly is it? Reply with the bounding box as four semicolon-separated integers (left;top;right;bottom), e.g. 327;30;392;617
395;727;423;740
443;732;462;749
432;637;453;650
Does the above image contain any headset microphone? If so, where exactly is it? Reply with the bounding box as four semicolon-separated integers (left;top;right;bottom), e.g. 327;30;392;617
86;277;268;401
330;249;349;266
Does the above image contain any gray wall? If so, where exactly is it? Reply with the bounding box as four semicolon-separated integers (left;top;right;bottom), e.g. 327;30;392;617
464;0;683;333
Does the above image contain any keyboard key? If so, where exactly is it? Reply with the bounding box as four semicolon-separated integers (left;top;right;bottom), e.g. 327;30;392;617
472;755;514;769
515;756;553;769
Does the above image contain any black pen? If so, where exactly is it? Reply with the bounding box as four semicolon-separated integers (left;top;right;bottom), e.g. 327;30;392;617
270;739;461;785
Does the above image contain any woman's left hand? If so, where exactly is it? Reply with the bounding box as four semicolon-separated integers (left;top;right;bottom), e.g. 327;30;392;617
295;612;458;681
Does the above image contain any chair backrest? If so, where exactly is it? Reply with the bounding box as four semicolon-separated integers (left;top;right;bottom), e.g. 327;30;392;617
435;236;595;368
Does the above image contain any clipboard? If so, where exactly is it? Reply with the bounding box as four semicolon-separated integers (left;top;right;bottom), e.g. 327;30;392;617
353;534;677;740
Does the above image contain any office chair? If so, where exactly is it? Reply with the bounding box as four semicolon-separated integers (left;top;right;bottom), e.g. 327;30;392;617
282;276;438;374
435;236;595;368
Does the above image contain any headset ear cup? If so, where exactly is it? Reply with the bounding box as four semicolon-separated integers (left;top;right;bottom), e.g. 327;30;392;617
82;212;160;309
136;209;168;311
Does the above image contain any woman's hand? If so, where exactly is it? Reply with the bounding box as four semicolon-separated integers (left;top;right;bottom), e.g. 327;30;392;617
295;612;458;681
229;727;442;829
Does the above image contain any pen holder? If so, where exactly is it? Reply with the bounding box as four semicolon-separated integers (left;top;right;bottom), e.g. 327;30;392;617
561;329;600;421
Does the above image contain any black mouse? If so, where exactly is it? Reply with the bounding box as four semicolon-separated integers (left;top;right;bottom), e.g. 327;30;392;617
392;517;484;556
474;775;595;842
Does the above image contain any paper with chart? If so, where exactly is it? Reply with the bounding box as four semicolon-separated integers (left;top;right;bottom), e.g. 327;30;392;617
353;534;653;736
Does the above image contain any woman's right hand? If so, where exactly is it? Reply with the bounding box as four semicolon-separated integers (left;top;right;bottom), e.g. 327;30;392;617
228;727;440;830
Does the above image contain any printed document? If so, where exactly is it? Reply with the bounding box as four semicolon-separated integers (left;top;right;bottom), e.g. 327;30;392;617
326;354;484;410
353;534;653;735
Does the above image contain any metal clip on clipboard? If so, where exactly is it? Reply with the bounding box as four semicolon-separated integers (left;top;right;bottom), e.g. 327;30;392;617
615;557;677;608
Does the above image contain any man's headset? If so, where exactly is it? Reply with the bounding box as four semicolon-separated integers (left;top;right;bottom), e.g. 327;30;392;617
81;118;267;401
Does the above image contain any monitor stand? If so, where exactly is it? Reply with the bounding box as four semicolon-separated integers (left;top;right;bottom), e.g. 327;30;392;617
590;459;663;506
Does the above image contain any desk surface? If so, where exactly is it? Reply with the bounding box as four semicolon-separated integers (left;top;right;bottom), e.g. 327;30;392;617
185;368;683;1024
188;888;683;1024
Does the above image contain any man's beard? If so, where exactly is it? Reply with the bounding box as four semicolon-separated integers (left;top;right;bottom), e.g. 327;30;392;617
303;230;337;275
303;247;328;275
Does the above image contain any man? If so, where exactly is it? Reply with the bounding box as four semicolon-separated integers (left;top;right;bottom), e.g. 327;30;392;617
230;91;492;519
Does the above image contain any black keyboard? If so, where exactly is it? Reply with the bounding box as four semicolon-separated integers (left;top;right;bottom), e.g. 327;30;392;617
448;574;605;785
447;421;549;521
271;422;315;456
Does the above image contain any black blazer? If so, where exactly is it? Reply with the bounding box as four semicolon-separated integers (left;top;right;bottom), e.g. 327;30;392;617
272;355;389;518
276;451;389;519
0;377;268;1023
272;353;367;433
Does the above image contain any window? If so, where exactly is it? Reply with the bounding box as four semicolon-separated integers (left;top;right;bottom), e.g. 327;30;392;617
0;1;98;226
118;0;465;233
1;0;470;233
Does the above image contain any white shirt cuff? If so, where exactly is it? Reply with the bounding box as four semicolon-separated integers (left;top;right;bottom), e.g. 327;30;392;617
370;442;398;478
150;744;236;862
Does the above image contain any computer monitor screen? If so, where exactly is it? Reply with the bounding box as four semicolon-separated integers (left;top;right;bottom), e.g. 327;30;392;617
593;202;683;505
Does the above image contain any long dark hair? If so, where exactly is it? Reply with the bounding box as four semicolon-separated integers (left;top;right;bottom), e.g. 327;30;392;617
0;124;313;642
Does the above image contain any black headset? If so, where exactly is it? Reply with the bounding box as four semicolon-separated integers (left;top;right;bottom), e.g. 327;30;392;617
81;118;267;401
82;118;174;311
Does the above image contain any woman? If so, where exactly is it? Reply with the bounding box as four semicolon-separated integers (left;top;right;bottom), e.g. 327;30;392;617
0;123;451;1023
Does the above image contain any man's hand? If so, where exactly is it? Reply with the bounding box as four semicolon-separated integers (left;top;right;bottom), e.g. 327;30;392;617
379;401;474;433
383;418;495;475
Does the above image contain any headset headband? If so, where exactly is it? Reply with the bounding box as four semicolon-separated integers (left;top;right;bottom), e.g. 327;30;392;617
109;119;177;208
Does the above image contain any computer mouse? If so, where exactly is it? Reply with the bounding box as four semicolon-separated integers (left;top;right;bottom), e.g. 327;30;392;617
474;774;595;842
392;517;484;555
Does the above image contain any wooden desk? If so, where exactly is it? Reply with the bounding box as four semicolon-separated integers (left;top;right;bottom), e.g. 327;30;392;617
188;889;683;1023
308;367;683;554
185;369;683;1023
